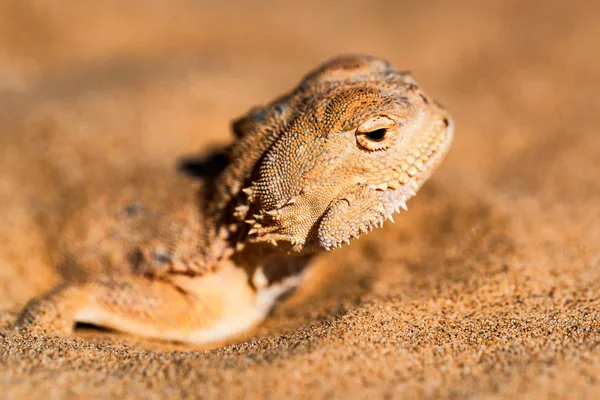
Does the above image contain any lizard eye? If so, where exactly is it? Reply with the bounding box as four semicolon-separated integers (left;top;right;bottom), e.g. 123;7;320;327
355;116;396;151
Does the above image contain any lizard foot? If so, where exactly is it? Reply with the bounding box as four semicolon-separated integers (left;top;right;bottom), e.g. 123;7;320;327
14;284;87;336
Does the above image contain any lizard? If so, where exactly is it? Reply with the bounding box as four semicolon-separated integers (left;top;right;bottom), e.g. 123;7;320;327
14;55;454;345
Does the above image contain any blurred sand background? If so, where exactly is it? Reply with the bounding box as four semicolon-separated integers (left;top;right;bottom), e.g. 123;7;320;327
0;0;599;398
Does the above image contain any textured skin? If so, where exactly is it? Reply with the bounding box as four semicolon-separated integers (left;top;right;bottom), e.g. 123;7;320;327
15;55;454;344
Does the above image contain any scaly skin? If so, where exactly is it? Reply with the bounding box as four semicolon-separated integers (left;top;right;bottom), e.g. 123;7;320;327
15;55;454;345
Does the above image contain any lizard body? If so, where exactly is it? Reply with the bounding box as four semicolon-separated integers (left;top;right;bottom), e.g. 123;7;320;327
16;55;454;344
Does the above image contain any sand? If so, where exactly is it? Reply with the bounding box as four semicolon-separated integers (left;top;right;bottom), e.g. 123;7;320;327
0;0;599;398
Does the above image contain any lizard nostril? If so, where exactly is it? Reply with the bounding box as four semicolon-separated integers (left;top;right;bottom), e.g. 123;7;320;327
443;118;449;128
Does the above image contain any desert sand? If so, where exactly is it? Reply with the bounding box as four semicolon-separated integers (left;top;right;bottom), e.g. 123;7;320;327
0;0;599;398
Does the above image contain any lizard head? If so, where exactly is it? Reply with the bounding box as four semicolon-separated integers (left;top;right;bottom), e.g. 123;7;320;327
219;55;453;253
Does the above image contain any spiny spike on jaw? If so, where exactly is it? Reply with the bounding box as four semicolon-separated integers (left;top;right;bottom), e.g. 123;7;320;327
290;238;303;247
370;178;420;197
388;181;400;190
274;195;299;209
256;197;298;222
241;187;253;196
265;209;280;217
285;196;298;205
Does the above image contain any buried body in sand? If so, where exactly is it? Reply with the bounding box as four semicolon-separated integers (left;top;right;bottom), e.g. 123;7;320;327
14;55;454;345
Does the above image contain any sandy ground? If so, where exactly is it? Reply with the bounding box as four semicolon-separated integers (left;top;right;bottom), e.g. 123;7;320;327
0;0;599;398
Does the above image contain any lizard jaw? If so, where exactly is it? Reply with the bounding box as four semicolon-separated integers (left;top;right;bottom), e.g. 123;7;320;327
319;182;417;251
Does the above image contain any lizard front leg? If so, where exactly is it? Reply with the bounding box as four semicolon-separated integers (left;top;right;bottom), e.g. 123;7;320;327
15;261;303;344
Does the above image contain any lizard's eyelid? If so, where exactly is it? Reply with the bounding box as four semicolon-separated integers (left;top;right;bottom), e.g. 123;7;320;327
356;116;396;133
